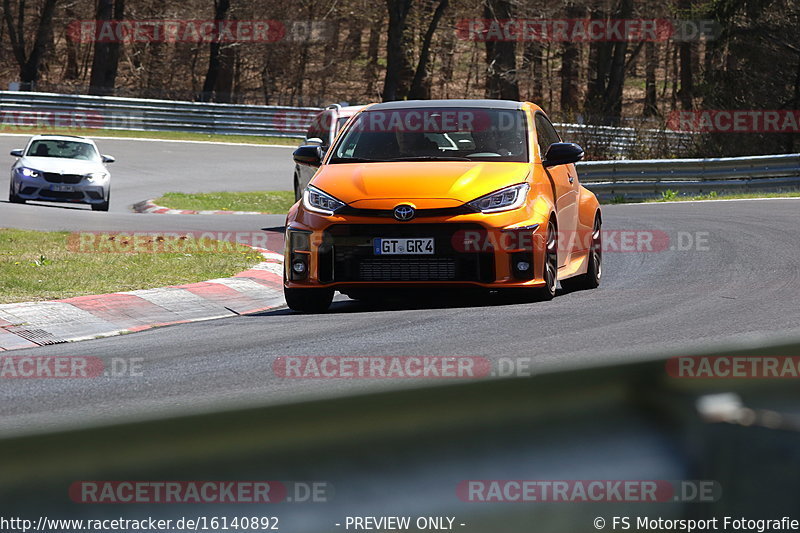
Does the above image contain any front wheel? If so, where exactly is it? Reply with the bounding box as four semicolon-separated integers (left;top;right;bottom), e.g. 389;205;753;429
561;215;602;292
9;182;24;204
533;220;558;300
284;286;334;313
293;171;302;202
92;191;110;212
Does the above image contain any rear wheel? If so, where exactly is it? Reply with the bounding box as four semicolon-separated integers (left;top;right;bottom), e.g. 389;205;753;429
561;214;602;291
533;220;558;300
284;286;334;313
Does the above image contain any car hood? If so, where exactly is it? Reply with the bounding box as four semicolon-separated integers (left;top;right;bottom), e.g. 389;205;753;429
18;157;106;175
312;161;531;209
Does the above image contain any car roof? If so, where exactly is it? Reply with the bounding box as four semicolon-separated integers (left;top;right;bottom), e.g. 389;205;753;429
368;99;524;111
337;105;365;117
29;135;95;144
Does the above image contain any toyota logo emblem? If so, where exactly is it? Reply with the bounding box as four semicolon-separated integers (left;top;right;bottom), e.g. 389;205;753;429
393;205;416;221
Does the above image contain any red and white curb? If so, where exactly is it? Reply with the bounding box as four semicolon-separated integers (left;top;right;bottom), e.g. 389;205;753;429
133;199;272;215
0;250;285;351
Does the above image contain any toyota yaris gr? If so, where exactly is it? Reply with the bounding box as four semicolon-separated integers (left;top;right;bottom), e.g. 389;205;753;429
8;135;115;211
285;99;601;312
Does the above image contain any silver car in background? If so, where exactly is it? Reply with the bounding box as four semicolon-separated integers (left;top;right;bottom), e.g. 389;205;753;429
8;135;115;211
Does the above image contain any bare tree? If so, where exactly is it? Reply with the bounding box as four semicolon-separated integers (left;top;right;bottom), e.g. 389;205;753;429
409;0;449;100
88;0;124;95
483;0;518;100
200;0;231;102
3;0;60;88
382;0;414;101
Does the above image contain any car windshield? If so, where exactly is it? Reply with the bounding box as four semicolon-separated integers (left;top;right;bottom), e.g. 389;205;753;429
331;107;528;163
26;139;100;162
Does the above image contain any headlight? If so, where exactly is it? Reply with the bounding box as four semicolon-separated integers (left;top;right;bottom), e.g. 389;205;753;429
85;172;108;182
303;185;345;215
19;167;41;178
468;183;530;213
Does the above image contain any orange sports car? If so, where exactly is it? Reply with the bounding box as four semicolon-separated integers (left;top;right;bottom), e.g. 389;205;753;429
284;99;601;312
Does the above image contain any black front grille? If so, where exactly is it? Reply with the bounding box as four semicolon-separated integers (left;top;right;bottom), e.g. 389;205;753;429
322;224;495;283
359;258;457;281
39;190;83;200
43;172;83;184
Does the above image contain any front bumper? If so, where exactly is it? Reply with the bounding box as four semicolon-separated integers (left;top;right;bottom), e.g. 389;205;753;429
12;175;109;204
285;214;549;290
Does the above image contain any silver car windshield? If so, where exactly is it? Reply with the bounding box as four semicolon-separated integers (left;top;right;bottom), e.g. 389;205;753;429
331;108;529;163
26;140;100;162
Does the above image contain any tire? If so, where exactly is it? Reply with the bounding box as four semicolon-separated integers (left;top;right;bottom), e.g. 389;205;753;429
8;182;24;204
92;191;110;212
284;286;334;313
533;219;558;301
561;214;602;292
293;171;302;202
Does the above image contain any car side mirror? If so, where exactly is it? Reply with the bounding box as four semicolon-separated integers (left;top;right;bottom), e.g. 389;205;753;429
10;149;23;157
543;143;584;168
102;155;116;163
293;145;322;167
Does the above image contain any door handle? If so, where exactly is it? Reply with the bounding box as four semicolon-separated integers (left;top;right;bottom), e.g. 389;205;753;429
568;175;575;184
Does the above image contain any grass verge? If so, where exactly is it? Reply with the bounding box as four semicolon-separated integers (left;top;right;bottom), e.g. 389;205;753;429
0;127;301;146
0;228;264;304
603;190;800;205
154;191;296;213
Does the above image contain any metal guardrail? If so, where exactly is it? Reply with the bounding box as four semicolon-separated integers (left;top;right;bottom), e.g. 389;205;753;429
556;122;694;158
0;91;319;137
577;153;800;199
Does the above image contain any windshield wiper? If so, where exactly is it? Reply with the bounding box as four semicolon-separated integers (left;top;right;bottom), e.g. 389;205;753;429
328;156;387;163
386;156;472;161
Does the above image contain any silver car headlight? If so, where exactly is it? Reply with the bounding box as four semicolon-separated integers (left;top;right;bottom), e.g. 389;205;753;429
303;185;345;215
468;183;530;213
19;167;41;178
85;172;109;182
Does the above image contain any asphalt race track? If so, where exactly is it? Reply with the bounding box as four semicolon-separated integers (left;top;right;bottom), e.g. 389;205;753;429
1;134;799;436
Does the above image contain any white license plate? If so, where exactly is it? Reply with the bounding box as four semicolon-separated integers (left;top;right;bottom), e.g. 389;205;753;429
373;238;434;255
51;185;74;192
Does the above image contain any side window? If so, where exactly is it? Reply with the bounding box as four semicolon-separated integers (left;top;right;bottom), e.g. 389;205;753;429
306;111;331;144
534;114;561;160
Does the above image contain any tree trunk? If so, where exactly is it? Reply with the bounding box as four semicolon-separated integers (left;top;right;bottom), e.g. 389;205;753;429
677;0;694;110
643;41;658;117
584;0;612;120
214;44;235;103
88;0;124;96
483;0;518;100
364;21;382;99
521;41;542;102
559;2;584;117
409;0;449;100
601;0;633;125
200;0;232;102
382;0;414;101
